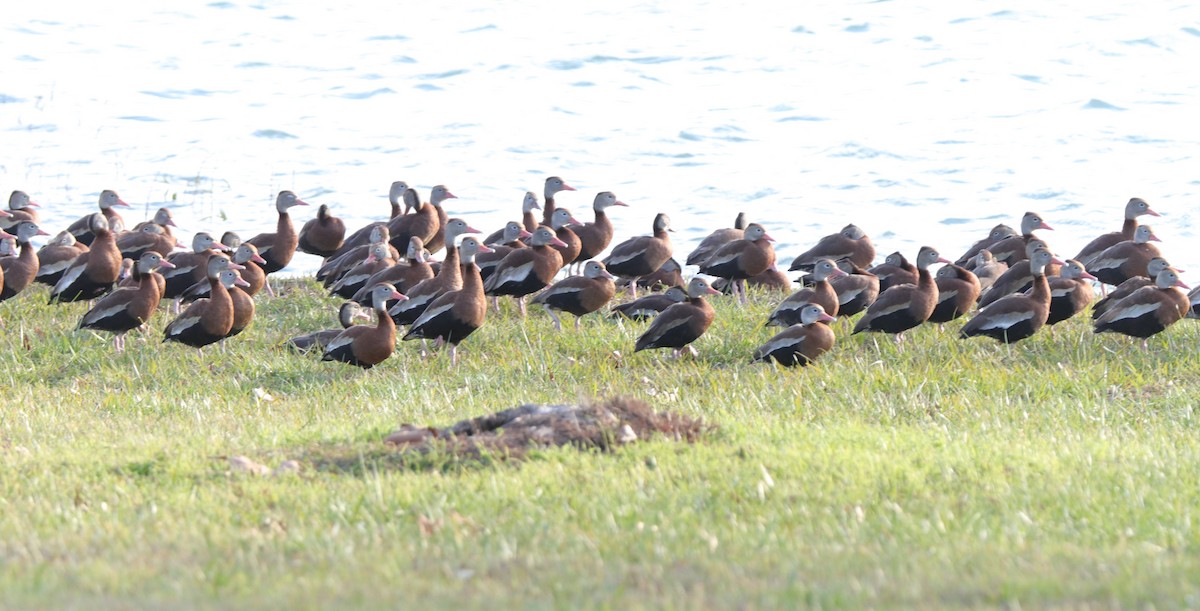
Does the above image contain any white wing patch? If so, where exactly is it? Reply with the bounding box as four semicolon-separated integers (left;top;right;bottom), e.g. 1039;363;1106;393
702;251;740;269
494;261;535;286
605;248;645;267
83;304;128;325
646;313;692;339
759;334;805;354
167;315;202;336
53;263;87;295
938;289;958;304
1106;301;1160;322
975;310;1034;330
323;333;355;354
39;259;74;277
413;301;455;327
1050;287;1073;298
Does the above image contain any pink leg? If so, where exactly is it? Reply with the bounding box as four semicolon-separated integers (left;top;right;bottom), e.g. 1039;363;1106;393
545;306;563;332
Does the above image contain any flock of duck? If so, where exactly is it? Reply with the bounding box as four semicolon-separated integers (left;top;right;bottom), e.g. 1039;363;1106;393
1;179;1197;369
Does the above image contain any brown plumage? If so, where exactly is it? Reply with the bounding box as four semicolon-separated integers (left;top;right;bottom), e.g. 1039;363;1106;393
1094;268;1190;344
36;231;88;287
0;221;49;301
323;283;407;368
610;285;688;321
298;203;347;258
928;264;981;324
956;223;1017;268
387;188;438;254
603;213;673;298
331;181;410;260
286;302;370;352
246;190;309;274
571;191;628;266
351;237;436;302
828;260;880;318
388;220;481;323
1074;197;1160;267
970;249;1008;294
977;239;1060;308
162;255;240;348
483;226;568;316
224;270;255;338
788;223;874;272
753;304;837;367
1043;259;1096;326
700;223;776;304
50;214;122;303
78;252;174;352
987;212;1052;267
329;242;397;299
852;246;948;339
131;207;178;238
960;249;1062;343
484;192;541;244
318;225;399;286
162;232;230;299
869;251;917;293
185;243;267;301
402;237;492;365
541;176;577;227
422;185;458;254
1091;257;1172;321
634;277;719;358
1088;224;1162;287
533;260;617;331
767;258;846;327
686;212;746;266
67;190;131;246
117;223;176;260
548;207;584;268
478;222;532;283
4;190;41;226
635;258;684;292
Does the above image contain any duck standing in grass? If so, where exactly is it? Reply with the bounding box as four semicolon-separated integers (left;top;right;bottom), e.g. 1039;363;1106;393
766;258;845;327
50;214;122;304
163;255;242;349
959;248;1062;344
603;213;673;299
611;285;688;321
0;221;49;302
686;212;746;267
635;276;719;358
753;303;836;367
286;302;370;353
324;283;408;368
78;252;175;352
403;238;491;366
484;226;567;316
788;223;874;272
852;246;947;341
699;222;776;304
532;260;617;331
1093;267;1190;347
1043;259;1097;327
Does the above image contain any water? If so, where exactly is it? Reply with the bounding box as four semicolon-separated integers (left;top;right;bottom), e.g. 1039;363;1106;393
3;1;1198;277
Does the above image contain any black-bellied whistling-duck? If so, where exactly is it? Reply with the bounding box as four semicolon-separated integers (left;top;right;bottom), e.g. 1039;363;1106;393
956;224;1017;267
131;206;178;238
4;190;40;227
960;248;1062;343
287;302;371;352
388;220;481;322
223;269;255;338
1074;197;1160;267
50;214;123;303
634;276;719;358
988;212;1053;267
700;223;776;304
78;251;174;352
323;283;407;368
1094;268;1189;346
532;260;617;331
352;237;436;302
402;237;492;365
1091;257;1173;321
319;225;399;286
179;243;269;303
548;207;584;269
852;246;948;340
1089;224;1163;287
603;213;673;298
971;249;1008;294
541;176;577;227
611;285;687;320
1188;286;1200;319
117;223;176;260
162;255;242;349
928;264;981;325
1043;259;1096;327
387;188;437;254
635;258;684;292
330;242;397;299
0;221;49;302
220;231;241;252
163;232;230;300
422;185;458;254
484;225;568;316
767;258;846;327
788;223;875;272
753;303;837;367
298;203;347;258
829;260;880;318
869;251;917;293
68;190;131;246
686;212;746;267
484;193;541;245
977;239;1060;308
36;231;87;287
330;181;411;260
0;227;15;294
571;192;628;271
478;222;532;284
246;190;309;275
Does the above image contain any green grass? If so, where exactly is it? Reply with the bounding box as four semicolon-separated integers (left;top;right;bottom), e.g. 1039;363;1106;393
2;279;1200;609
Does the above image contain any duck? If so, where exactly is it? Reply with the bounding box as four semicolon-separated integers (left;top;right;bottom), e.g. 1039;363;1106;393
116;223;176;260
402;237;492;365
0;221;49;301
1074;197;1160;267
686;212;746;267
699;223;776;304
323;283;407;368
1090;257;1173;321
318;224;398;286
987;212;1053;267
1088;224;1163;287
131;207;178;238
1093;268;1190;346
478;222;532;284
970;249;1008;294
484;192;540;245
955;223;1017;267
388;220;482;323
959;248;1062;343
50;214;123;303
788;223;875;272
548;207;584;270
602;213;674;298
634;276;719;358
483;226;568;316
421;185;459;254
179;243;269;303
220;231;241;252
828;260;880;318
927;264;981;325
1189;286;1200;319
351;236;436;301
634;258;684;293
223;269;255;338
0;227;15;290
35;231;88;287
610;285;688;320
246;190;310;275
1043;259;1097;327
766;258;846;327
715;266;791;295
570;191;628;271
851;246;947;340
868;251;917;293
3;190;40;227
331;181;411;260
752;303;837;367
976;239;1061;308
77;251;175;352
162;254;242;349
286;302;372;352
540;176;577;227
532;260;617;331
67;190;131;246
162;232;231;300
329;241;397;300
297;203;347;258
387;187;438;254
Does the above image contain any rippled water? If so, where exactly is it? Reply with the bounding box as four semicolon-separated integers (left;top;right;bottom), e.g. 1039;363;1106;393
3;1;1198;276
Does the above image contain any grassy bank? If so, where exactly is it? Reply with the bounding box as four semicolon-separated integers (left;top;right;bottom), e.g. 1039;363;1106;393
2;278;1199;608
